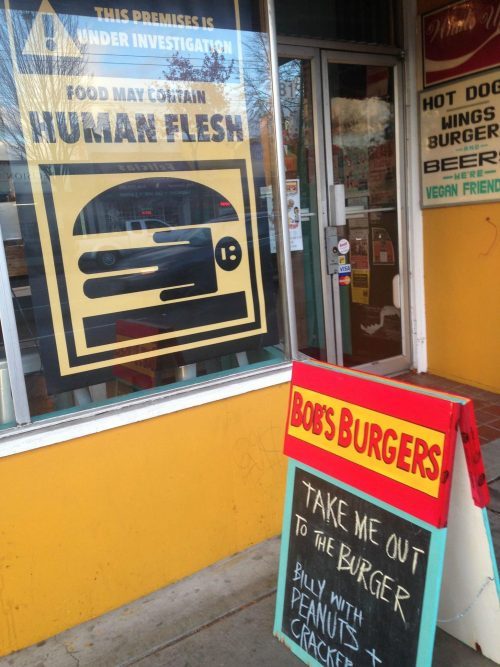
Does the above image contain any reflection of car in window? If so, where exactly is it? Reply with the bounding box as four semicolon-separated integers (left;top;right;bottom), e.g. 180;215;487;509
95;219;171;267
123;219;171;232
74;177;240;274
81;227;218;302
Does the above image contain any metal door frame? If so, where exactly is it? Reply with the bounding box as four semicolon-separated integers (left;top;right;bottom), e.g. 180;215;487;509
277;45;337;364
277;44;412;375
321;49;411;375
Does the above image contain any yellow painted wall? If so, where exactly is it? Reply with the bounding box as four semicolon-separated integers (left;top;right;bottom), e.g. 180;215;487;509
423;204;500;392
418;0;500;393
0;383;290;657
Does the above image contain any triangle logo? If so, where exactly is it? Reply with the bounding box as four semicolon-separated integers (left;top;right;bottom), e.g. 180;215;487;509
22;0;81;58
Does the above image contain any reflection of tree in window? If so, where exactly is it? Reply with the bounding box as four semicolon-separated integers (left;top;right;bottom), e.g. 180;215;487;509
163;49;235;83
0;10;87;166
242;33;273;138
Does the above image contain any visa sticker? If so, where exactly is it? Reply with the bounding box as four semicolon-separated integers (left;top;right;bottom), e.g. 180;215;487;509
339;263;351;275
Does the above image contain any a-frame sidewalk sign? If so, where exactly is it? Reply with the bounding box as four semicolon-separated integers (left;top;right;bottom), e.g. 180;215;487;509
274;360;499;667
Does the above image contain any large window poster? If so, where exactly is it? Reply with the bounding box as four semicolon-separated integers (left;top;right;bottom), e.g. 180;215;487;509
1;0;278;393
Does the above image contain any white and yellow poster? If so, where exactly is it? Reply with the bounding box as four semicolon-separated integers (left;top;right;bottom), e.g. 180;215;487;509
420;69;500;207
4;0;276;390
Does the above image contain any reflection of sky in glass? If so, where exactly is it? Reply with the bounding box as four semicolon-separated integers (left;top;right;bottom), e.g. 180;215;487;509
79;23;241;81
14;8;242;82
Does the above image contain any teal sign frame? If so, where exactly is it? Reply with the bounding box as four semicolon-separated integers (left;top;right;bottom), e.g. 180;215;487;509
274;460;447;667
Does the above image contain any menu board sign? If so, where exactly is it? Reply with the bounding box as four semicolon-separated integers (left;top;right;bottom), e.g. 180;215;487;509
276;463;440;667
275;362;499;667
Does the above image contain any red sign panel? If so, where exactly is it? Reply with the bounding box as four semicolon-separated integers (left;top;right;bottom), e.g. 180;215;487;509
423;1;500;86
284;361;462;527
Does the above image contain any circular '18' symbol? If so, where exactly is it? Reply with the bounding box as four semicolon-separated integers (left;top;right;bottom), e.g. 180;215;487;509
215;237;242;271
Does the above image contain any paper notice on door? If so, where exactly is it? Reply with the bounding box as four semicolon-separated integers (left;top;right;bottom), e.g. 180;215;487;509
286;179;303;252
372;227;395;265
352;269;370;305
349;225;369;270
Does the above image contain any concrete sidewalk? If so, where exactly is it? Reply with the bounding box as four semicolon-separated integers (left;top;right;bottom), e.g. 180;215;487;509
2;441;498;667
0;537;496;667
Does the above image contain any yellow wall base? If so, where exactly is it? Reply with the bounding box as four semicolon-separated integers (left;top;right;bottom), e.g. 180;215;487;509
424;204;500;393
0;384;290;657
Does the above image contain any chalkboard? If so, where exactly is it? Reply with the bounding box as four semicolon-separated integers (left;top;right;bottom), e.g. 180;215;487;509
275;464;442;667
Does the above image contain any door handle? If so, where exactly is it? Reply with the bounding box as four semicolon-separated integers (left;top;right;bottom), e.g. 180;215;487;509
329;183;346;226
392;274;401;309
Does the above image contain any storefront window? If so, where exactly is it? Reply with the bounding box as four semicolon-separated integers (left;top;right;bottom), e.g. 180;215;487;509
0;0;286;423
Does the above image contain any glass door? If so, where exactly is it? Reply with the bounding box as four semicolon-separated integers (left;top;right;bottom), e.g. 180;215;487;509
277;47;410;375
322;52;409;374
277;51;333;363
